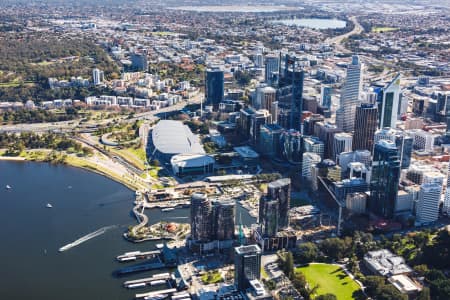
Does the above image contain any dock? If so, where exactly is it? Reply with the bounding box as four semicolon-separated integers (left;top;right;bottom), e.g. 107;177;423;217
135;288;177;299
116;250;161;262
123;273;173;288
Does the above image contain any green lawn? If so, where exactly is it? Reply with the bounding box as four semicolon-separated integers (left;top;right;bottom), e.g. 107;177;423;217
296;263;361;299
201;271;223;284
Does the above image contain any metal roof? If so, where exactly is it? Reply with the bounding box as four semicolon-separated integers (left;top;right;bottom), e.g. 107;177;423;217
152;120;205;155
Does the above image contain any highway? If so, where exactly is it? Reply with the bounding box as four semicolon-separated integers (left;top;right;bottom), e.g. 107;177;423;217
325;16;364;54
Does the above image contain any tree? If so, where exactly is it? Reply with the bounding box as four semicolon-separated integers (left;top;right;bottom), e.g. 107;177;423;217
82;147;94;156
414;264;429;277
320;237;351;260
377;284;407;300
296;242;319;263
417;287;431;300
282;251;295;279
363;275;386;296
315;294;337;300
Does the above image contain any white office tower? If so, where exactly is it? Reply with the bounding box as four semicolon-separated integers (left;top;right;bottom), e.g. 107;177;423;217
337;55;363;132
444;164;450;214
92;68;104;85
332;133;353;161
416;183;442;224
302;152;321;179
254;85;276;111
380;74;401;129
264;55;279;84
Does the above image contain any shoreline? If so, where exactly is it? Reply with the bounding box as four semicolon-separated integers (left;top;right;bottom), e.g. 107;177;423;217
0;152;141;192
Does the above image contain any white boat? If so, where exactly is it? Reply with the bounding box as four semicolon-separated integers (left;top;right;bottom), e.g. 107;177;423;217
46;203;53;208
156;243;164;249
161;208;175;212
6;185;11;189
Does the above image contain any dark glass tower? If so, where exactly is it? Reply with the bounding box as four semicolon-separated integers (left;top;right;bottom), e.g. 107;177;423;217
212;199;235;241
234;245;262;291
190;193;212;242
205;68;224;110
267;178;291;228
370;140;401;219
258;196;279;237
278;54;304;130
353;103;378;151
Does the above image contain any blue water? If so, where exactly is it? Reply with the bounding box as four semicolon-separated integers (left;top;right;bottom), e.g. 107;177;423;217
0;161;255;299
273;18;347;29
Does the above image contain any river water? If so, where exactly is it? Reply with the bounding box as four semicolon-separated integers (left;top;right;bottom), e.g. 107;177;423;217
273;18;347;29
0;161;255;299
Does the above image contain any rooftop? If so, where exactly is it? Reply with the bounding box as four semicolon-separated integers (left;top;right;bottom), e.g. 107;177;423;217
235;244;261;255
268;178;291;189
152;120;205;155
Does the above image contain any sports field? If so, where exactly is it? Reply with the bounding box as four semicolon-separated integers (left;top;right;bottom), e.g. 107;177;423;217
296;263;361;299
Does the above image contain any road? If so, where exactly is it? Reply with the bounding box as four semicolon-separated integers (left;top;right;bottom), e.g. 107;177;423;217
326;16;364;54
0;94;203;134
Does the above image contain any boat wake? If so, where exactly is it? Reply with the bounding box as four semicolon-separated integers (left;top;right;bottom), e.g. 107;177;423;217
58;225;117;252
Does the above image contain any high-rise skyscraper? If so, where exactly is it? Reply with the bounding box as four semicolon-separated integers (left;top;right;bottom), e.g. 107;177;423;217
374;128;412;169
281;130;303;165
353;103;378;151
370;140;401;219
444;164;450;214
205;68;224;110
278;54;304;130
380;74;401;129
337;55;363;132
267;178;291;229
321;85;332;109
190;193;212;242
212;199;235;241
417;183;442;224
332;132;353;161
250;109;271;147
259;124;285;158
264;54;279;85
258;196;279;237
234;245;262;291
253;85;276;111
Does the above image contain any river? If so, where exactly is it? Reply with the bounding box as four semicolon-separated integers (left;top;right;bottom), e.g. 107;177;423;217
273;18;347;29
0;161;255;299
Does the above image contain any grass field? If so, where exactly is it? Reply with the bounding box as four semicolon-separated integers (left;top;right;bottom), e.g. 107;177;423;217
296;263;361;299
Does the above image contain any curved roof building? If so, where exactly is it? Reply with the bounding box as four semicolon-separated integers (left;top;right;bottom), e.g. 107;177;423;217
152;120;205;157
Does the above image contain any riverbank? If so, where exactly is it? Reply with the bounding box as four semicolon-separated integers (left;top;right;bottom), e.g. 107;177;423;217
0;149;146;191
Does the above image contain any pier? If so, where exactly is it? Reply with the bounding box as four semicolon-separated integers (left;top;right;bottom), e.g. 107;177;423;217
123;272;173;288
135;288;177;299
115;256;177;276
116;250;161;262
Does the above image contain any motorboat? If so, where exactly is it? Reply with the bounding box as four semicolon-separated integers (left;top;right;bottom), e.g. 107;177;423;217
46;203;53;208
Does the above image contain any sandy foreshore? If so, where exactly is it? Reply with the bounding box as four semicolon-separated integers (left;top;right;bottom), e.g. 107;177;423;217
0;156;26;161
